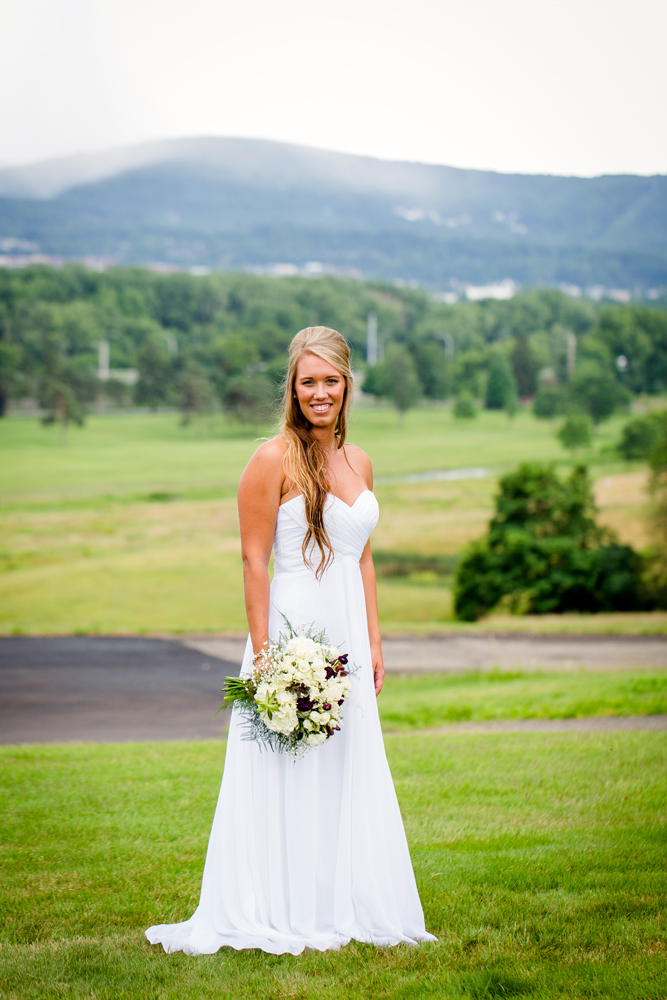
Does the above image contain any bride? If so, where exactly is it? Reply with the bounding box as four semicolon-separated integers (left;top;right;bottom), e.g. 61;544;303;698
146;326;436;955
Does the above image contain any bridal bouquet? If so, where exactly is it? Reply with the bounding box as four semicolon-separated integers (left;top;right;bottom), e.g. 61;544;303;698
220;618;354;756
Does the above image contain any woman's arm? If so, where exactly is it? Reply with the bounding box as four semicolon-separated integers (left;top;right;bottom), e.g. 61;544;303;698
237;439;286;655
359;541;385;695
348;444;384;696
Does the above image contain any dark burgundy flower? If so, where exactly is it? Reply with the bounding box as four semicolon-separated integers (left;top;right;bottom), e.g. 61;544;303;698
337;654;349;665
326;725;334;737
297;697;314;712
323;702;331;710
338;699;344;706
325;666;335;679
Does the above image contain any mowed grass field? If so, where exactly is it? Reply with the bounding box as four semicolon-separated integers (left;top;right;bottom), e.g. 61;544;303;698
1;731;665;999
1;405;665;635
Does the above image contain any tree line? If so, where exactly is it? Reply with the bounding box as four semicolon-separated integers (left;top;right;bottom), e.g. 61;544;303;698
0;264;666;431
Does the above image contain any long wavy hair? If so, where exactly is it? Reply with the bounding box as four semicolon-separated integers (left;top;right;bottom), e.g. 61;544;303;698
281;326;354;577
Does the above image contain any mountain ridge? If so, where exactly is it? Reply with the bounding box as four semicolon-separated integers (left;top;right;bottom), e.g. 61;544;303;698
0;137;665;290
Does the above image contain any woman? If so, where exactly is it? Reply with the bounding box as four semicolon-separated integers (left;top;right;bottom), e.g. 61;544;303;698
146;326;435;955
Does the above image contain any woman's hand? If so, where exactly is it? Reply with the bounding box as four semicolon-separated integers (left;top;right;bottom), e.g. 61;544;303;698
373;652;385;696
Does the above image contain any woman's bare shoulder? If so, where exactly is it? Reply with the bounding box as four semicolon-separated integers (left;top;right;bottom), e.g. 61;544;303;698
343;443;373;483
242;436;287;480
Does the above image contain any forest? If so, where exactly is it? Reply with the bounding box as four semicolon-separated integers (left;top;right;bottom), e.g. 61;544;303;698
1;264;667;428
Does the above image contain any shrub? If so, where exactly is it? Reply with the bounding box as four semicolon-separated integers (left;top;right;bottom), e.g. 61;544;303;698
453;390;477;419
557;413;592;452
533;383;567;419
453;463;650;620
617;413;662;461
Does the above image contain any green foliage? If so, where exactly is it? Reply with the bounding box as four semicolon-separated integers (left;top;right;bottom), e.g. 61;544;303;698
532;383;567;419
2;267;667;431
450;349;487;398
383;343;423;421
221;373;275;426
453;390;477;419
410;340;449;398
557;413;592;452
648;410;667;474
454;463;649;621
616;413;662;460
510;329;538;397
569;358;629;423
645;412;667;606
593;304;667;394
178;361;217;426
484;351;518;410
134;335;174;408
39;335;97;431
0;341;22;416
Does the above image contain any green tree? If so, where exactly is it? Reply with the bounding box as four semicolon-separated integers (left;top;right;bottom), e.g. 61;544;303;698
0;342;21;417
454;463;648;621
510;330;538;397
557;413;592;453
485;351;518;410
568;360;627;424
221;373;274;427
134;335;174;408
361;363;389;397
384;344;422;425
179;361;217;426
39;335;97;437
411;341;448;399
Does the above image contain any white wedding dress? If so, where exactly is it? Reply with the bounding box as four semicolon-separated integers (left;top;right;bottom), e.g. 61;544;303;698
146;490;436;955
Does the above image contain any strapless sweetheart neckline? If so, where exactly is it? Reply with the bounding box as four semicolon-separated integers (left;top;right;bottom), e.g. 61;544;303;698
279;489;374;511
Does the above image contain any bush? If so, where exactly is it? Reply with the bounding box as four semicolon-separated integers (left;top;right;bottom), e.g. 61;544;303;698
617;413;662;461
453;462;650;620
557;413;592;452
533;383;567;419
453;390;477;419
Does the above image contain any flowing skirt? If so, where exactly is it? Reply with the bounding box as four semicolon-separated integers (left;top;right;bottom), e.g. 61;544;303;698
146;556;435;954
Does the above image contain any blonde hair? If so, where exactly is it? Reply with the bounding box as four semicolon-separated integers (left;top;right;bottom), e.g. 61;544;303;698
281;326;353;578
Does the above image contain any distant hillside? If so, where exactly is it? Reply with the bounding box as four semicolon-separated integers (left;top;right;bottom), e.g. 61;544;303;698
0;137;665;291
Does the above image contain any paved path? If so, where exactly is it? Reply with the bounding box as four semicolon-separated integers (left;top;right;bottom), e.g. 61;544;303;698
184;633;667;673
2;634;666;744
0;637;236;744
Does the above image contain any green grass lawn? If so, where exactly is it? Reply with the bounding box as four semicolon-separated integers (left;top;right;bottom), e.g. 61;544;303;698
1;732;665;999
0;407;628;508
379;670;667;728
2;407;663;636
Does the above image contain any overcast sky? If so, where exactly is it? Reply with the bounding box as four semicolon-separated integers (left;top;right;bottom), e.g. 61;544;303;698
2;0;665;177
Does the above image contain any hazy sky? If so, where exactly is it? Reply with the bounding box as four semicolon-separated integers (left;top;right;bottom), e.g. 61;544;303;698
2;0;665;176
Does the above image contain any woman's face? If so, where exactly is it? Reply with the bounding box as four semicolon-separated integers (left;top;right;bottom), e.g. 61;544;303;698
294;352;346;430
